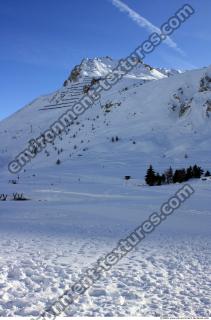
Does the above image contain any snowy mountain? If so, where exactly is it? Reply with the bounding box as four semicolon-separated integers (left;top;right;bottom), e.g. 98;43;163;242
0;57;211;176
0;58;211;317
64;57;167;84
157;67;183;77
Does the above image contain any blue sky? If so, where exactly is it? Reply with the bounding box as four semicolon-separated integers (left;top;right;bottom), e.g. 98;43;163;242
0;0;210;120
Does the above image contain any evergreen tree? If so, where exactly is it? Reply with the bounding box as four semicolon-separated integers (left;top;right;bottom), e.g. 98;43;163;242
199;166;204;178
192;165;204;178
186;166;193;180
145;165;156;186
204;170;211;177
155;173;162;186
192;165;198;178
173;170;178;183
173;169;186;183
165;167;173;184
161;174;166;184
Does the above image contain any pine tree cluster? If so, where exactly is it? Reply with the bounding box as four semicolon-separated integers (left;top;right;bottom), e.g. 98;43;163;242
145;165;210;186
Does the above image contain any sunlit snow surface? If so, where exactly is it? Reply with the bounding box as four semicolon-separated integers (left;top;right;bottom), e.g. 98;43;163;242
0;162;210;317
0;59;210;316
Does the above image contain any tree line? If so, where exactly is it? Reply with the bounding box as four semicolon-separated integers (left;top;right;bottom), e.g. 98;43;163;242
145;164;210;186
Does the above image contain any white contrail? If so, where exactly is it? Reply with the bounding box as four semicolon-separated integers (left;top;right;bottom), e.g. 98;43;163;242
111;0;185;55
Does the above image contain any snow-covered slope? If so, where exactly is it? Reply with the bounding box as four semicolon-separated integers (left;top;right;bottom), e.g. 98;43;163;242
157;67;183;77
0;58;211;317
0;58;211;175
